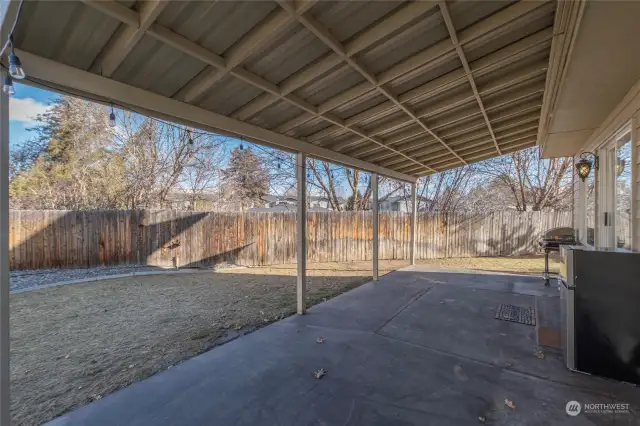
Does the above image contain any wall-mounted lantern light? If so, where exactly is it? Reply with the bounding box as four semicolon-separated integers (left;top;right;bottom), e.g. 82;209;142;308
575;152;598;182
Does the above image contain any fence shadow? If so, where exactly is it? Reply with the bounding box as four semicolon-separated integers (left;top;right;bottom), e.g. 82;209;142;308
8;210;257;270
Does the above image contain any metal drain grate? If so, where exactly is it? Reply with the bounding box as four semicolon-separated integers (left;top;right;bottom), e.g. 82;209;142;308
495;304;536;326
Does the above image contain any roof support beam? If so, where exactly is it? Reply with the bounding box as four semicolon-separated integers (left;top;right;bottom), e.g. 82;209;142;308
276;1;467;165
81;0;434;174
374;113;541;167
372;173;379;281
233;0;438;121
89;0;168;77
0;3;19;424
317;30;550;151
439;1;501;155
296;151;307;314
19;49;417;182
398;135;537;174
343;67;546;158
429;138;537;170
296;5;553;144
174;3;317;103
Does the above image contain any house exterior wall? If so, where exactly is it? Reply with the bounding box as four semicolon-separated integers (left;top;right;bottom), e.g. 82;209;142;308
573;78;640;251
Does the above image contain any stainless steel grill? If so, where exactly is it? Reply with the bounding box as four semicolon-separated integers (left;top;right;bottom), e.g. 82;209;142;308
539;227;577;286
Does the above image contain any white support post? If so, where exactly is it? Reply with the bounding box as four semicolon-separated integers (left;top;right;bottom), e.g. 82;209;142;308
410;182;417;265
631;116;638;252
296;152;307;314
372;173;379;281
0;69;10;426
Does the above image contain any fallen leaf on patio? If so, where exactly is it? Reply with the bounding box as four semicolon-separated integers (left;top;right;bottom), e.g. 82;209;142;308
453;365;468;381
316;336;325;344
313;368;327;379
478;416;486;423
534;350;545;359
504;399;516;409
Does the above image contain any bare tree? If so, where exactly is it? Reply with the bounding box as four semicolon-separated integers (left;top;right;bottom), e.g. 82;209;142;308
477;147;572;211
116;113;225;209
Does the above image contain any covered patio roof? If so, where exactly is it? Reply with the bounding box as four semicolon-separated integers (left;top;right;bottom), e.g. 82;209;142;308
4;0;566;181
0;1;592;423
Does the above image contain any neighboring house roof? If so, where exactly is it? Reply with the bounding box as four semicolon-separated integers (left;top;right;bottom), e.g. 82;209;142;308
248;205;331;213
382;195;432;203
261;195;279;202
166;190;217;201
260;194;347;204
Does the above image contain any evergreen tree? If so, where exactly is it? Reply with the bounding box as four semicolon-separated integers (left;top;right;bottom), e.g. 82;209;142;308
220;147;269;211
9;96;125;209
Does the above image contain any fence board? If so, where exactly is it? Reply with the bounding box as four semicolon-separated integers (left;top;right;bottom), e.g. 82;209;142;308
7;210;572;270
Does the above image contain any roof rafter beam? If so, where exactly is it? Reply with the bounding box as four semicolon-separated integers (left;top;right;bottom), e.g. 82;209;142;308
439;1;501;155
367;102;543;165
276;0;467;165
232;0;438;121
380;117;540;169
339;64;547;156
81;0;434;174
88;0;168;77
315;27;551;150
414;140;538;177
174;1;319;104
19;49;418;182
399;134;538;174
174;8;293;103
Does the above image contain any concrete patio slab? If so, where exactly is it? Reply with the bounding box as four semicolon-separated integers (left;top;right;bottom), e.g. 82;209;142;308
47;268;639;426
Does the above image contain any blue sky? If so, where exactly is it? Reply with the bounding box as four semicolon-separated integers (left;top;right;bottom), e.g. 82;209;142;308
9;83;58;148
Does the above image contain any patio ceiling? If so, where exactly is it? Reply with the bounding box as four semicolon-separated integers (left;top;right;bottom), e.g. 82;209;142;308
7;0;560;181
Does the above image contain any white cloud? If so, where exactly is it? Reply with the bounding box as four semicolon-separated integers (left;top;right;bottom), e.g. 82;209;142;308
10;97;51;125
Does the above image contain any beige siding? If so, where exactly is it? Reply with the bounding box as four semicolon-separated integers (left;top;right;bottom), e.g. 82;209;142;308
574;78;640;251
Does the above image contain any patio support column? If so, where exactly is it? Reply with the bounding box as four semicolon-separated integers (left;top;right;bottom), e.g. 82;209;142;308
0;69;10;426
372;173;379;281
296;152;307;314
410;182;417;265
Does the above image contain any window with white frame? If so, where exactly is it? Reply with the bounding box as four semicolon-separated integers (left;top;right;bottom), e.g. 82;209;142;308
615;131;632;250
585;167;595;246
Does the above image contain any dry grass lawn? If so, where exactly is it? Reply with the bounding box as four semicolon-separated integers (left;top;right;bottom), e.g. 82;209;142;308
10;255;554;425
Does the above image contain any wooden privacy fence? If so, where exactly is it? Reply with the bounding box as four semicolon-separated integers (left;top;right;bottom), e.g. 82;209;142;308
8;210;572;270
